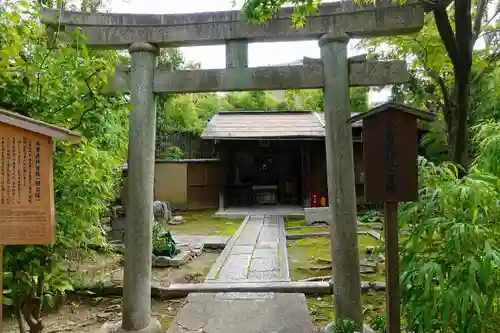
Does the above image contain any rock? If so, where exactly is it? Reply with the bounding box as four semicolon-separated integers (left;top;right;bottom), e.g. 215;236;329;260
360;281;371;291
324;322;375;333
153;201;172;224
191;246;204;256
371;281;386;291
367;230;381;240
363;324;375;333
154;256;171;267
110;243;125;254
96;319;162;333
114;206;126;217
152;250;194;267
169;251;192;267
360;259;377;268
97;312;111;319
168;215;185;225
360;266;376;274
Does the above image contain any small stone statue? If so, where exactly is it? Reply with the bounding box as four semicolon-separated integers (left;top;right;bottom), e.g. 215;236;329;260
153;200;172;229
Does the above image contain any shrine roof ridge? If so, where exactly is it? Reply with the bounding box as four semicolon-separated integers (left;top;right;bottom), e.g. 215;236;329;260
0;108;82;143
347;101;437;124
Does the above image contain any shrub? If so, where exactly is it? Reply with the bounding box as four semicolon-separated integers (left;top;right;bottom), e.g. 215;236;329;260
399;157;500;333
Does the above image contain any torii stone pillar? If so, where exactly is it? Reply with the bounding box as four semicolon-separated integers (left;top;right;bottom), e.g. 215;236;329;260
121;42;161;332
319;33;363;329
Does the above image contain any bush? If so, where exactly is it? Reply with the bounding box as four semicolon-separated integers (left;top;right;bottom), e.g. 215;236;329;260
0;3;128;332
399;157;500;333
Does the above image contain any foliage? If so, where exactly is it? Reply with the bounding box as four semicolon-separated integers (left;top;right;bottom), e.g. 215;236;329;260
369;315;387;333
283;87;369;113
356;2;500;171
398;157;500;333
152;221;179;256
152;221;165;252
155;85;367;159
0;2;128;332
358;210;383;223
242;0;500;173
226;91;284;110
242;0;321;27
326;318;358;333
165;146;184;160
472;120;500;177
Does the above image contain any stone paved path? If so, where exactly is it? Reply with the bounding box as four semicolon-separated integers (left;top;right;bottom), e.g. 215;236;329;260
167;215;314;333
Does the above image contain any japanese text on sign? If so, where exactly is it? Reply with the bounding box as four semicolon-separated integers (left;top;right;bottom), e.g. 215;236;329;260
385;117;397;195
0;122;54;245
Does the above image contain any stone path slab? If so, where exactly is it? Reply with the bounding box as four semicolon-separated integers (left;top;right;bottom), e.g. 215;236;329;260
167;215;314;333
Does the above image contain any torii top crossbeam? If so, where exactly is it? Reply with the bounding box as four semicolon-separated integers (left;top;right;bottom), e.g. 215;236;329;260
40;0;424;48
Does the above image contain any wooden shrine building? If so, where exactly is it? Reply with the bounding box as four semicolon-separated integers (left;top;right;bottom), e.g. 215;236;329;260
201;108;431;212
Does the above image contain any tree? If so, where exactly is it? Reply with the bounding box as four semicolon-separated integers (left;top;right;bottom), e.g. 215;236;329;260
0;2;129;332
283;87;369;113
242;0;500;173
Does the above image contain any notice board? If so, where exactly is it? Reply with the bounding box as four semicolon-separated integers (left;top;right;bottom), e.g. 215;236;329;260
0;122;55;245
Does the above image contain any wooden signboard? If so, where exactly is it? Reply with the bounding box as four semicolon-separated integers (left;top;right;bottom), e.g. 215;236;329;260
0;108;80;245
0;248;3;330
348;102;436;204
0;123;55;244
348;103;435;333
0;109;80;328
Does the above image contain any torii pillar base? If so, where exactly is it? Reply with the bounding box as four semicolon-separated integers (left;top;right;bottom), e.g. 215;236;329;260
97;320;161;333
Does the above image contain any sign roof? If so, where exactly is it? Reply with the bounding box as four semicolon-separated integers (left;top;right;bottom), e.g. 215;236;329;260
0;108;82;143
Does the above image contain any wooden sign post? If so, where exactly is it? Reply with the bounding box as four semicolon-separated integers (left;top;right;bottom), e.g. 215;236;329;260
0;108;81;327
348;103;435;333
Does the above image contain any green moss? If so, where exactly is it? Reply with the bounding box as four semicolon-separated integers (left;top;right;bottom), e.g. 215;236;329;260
285;218;329;235
287;228;387;327
358;234;380;251
285;218;307;228
307;295;335;327
160;315;174;332
305;293;387;328
362;291;386;319
288;237;331;281
357;224;380;232
167;210;242;236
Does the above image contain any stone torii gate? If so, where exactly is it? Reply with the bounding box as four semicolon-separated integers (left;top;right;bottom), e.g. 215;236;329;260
41;2;424;332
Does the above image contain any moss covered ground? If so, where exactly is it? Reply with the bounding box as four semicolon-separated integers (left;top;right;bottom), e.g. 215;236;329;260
167;210;242;236
285;218;386;328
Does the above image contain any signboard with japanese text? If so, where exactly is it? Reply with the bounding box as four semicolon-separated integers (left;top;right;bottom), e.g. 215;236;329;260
0;248;3;329
0;122;55;245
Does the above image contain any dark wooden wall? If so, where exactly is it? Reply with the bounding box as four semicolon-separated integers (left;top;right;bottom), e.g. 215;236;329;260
303;140;365;205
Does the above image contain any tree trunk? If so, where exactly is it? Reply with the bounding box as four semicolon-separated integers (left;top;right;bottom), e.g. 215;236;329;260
447;75;471;174
432;0;473;175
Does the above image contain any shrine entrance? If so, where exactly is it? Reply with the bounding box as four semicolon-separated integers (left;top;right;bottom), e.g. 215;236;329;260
40;2;426;332
222;140;303;208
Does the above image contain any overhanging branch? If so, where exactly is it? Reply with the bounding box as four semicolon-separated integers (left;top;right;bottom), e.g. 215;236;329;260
433;7;461;69
473;0;488;42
